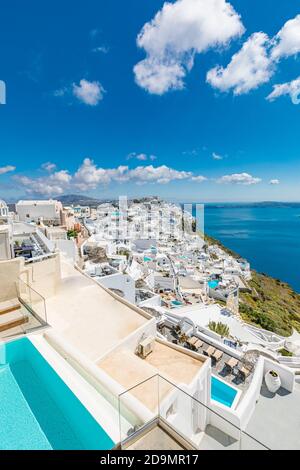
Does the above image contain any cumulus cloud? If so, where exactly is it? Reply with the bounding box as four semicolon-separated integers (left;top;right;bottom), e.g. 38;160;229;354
134;0;244;94
15;158;203;195
15;174;69;196
269;179;280;185
271;15;300;61
217;172;262;185
191;175;207;182
0;165;16;175
128;165;192;184
72;79;105;106
266;76;300;105
207;14;300;96
207;32;274;94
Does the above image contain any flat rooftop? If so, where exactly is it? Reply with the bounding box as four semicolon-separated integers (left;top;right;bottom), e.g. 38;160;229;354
246;382;300;450
97;341;204;411
45;261;149;361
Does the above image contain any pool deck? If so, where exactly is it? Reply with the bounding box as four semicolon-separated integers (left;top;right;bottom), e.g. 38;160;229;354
44;261;149;361
159;324;253;395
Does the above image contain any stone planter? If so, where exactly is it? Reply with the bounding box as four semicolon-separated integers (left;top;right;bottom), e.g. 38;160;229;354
265;370;281;393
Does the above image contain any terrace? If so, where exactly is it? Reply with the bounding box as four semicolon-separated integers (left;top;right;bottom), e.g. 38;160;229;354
98;340;206;412
44;260;150;361
246;382;300;450
158;323;254;394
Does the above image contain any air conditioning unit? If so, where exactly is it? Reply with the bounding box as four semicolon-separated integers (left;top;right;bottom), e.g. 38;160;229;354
138;336;155;358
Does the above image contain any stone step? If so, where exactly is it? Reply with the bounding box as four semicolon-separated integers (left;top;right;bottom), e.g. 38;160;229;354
0;310;28;332
0;298;21;316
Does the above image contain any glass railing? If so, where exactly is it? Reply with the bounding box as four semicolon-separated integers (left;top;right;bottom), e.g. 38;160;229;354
118;374;269;450
0;277;48;340
16;278;47;325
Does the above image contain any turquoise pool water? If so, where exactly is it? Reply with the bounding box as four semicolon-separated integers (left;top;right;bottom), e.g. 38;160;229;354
171;300;183;306
0;338;114;450
211;376;238;408
144;256;152;262
208;280;220;289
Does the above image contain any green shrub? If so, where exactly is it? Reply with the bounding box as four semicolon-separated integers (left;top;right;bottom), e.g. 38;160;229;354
208;321;230;338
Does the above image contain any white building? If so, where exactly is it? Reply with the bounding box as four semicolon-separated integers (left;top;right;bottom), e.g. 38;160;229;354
16;199;63;225
0;200;9;221
0;225;12;260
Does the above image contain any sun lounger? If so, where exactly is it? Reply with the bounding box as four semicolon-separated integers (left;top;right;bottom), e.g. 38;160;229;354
211;349;223;362
238;365;251;381
204;345;216;357
194;339;203;349
187;336;203;350
187;336;198;346
225;357;239;371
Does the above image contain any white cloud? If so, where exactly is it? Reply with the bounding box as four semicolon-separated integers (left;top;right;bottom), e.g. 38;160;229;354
127;152;157;162
15;158;208;194
15;169;72;196
212;152;223;160
15;175;68;196
134;0;244;94
266;76;300;105
0;165;16;175
50;170;72;184
191;175;207;182
42;162;57;172
72;79;105;106
271;15;300;61
128;165;192;184
217;172;262;185
269;179;280;185
207;14;300;96
207;32;274;94
134;59;186;95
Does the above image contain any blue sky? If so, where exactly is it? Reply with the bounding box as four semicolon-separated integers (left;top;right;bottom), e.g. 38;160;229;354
0;0;300;202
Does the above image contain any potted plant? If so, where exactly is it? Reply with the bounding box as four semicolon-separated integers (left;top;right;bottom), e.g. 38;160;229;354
265;369;281;393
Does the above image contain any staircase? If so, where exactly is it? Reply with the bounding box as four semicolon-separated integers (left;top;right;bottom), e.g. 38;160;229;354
0;299;29;333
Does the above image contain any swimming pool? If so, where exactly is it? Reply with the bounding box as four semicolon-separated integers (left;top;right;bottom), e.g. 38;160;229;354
144;256;152;262
208;279;220;289
171;300;183;306
0;337;114;450
211;376;239;408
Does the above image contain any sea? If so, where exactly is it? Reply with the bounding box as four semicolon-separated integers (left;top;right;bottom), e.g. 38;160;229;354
189;202;300;293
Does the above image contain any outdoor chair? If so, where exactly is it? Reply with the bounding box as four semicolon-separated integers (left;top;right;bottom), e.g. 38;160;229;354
211;349;223;362
204;345;216;357
224;357;239;372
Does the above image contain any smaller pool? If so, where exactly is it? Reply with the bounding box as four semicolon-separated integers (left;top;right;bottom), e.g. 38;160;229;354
208;279;220;289
144;256;152;262
171;300;183;306
211;376;239;408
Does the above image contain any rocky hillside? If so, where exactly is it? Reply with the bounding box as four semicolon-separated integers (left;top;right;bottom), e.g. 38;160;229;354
205;234;300;337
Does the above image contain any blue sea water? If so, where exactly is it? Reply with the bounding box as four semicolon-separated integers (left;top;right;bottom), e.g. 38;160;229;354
193;203;300;293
